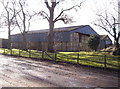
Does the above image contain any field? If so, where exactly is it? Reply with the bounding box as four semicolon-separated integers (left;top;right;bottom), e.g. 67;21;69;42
0;48;120;70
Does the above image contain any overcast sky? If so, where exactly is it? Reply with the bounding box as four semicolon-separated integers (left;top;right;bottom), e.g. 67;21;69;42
0;0;118;40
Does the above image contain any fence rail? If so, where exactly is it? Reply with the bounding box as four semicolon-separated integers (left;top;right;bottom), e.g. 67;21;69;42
0;48;120;70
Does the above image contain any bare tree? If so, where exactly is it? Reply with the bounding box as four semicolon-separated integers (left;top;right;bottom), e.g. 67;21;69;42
15;0;35;50
93;9;120;50
113;18;120;49
1;0;19;49
39;0;84;52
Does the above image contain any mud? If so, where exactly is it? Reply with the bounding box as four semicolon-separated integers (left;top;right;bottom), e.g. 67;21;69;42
0;55;119;87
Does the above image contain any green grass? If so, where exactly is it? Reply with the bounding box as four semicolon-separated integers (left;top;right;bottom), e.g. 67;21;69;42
56;51;120;69
0;48;119;70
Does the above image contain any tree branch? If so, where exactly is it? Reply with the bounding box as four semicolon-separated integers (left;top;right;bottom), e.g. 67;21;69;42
56;0;64;5
93;23;114;37
10;1;21;23
39;10;49;21
45;0;50;10
54;2;83;23
97;14;113;29
54;14;73;24
15;16;22;33
118;31;120;40
26;12;32;32
2;1;9;13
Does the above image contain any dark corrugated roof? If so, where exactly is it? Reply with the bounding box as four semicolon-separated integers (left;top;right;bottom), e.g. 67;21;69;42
27;25;88;34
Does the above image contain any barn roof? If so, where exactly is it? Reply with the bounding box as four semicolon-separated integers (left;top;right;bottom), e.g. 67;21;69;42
100;35;108;40
100;35;112;41
27;25;89;34
11;25;99;42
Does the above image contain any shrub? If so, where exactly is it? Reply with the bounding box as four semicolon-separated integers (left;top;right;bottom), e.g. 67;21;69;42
87;35;100;51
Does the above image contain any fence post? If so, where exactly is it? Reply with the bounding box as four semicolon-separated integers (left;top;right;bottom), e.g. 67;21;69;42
104;55;107;70
42;51;44;59
4;48;5;54
54;52;57;61
19;49;20;57
77;53;79;64
10;49;12;55
29;49;31;58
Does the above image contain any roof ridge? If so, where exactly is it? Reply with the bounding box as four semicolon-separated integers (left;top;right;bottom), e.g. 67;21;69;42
28;25;89;34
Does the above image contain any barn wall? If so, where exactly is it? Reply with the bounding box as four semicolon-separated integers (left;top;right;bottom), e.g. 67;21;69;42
70;33;90;51
0;39;9;48
79;35;90;51
98;36;112;50
11;31;71;51
11;32;90;51
11;32;70;43
98;40;105;50
0;39;2;48
11;34;23;42
26;33;48;42
54;32;70;42
54;33;90;51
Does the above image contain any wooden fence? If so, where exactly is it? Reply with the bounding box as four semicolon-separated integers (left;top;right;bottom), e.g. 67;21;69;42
1;48;120;70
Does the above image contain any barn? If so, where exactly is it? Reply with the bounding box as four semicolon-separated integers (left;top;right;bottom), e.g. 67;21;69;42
0;38;9;48
11;25;99;51
98;35;112;50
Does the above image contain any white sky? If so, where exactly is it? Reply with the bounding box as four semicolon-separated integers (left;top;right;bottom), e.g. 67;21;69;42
0;0;118;42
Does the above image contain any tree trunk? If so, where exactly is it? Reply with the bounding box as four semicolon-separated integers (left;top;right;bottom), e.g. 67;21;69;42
115;37;119;49
113;19;120;49
22;33;27;51
113;34;119;50
48;23;54;52
8;24;11;49
22;10;27;51
8;13;11;49
47;8;55;52
113;38;120;55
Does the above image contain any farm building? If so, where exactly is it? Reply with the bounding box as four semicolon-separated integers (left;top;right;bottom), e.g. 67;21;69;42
98;35;112;50
11;25;99;51
0;38;9;48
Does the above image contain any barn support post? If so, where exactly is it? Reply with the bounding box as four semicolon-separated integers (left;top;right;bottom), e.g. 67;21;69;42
61;42;63;51
66;42;67;51
60;41;62;51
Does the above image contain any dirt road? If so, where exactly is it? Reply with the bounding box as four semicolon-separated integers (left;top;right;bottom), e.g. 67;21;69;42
0;54;119;87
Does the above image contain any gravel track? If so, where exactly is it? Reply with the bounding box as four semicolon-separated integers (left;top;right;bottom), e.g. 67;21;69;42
0;55;119;87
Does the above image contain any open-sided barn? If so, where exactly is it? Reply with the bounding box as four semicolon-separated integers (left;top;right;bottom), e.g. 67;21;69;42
11;25;99;51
